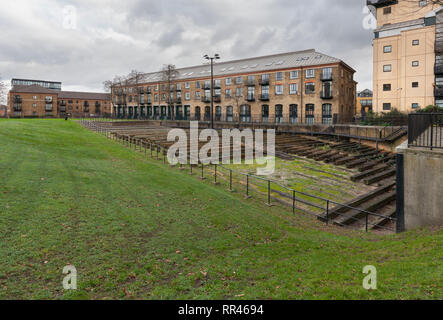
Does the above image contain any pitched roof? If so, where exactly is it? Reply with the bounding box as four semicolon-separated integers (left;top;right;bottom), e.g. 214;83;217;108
130;49;354;84
10;85;110;100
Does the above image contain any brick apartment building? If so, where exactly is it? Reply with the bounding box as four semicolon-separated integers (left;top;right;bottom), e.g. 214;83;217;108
7;79;111;118
112;49;357;124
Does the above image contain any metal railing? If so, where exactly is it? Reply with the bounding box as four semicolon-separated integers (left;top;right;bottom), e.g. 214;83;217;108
80;119;398;233
408;113;443;150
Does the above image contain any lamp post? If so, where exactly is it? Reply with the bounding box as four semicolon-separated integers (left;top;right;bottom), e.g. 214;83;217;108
204;54;220;129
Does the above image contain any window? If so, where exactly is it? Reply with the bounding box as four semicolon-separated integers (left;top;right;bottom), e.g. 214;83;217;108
226;78;232;85
322;67;332;80
412;39;419;46
383;7;391;15
185;92;190;100
306;69;315;78
305;104;315;124
412;61;419;67
419;0;427;7
383;45;392;53
290;104;298;123
275;72;283;81
275;105;283;123
33;103;36;108
195;81;200;89
196;91;201;99
412;82;419;88
383;64;392;72
185;82;190;89
290;71;299;79
322;104;332;124
236;77;243;84
275;85;284;95
290;83;298;95
236;88;243;97
247;87;255;100
33;96;37;100
262;105;269;122
383;84;392;91
412;103;419;109
383;103;391;111
225;89;232;98
305;82;315;94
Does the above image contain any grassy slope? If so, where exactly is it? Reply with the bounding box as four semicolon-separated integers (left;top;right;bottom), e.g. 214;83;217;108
0;119;441;300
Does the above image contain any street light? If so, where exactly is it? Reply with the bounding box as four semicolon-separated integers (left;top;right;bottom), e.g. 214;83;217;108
204;54;220;129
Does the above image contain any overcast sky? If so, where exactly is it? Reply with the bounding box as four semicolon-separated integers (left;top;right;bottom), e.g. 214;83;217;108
0;0;374;96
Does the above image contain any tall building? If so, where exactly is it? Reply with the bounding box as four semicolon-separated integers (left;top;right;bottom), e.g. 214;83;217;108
8;83;111;118
112;49;357;124
368;0;442;112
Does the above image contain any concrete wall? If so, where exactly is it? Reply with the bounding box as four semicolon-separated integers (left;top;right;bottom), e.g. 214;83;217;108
397;142;443;230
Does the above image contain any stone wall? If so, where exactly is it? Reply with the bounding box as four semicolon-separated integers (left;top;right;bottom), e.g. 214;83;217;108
397;142;443;230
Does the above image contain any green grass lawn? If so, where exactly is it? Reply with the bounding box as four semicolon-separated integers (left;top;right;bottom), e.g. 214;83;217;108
0;119;441;300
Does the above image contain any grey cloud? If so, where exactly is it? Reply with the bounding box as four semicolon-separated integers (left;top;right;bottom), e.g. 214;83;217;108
0;0;374;93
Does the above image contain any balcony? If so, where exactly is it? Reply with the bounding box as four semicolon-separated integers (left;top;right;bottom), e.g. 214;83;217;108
321;92;333;99
246;94;255;102
259;79;270;86
245;79;256;87
176;87;182;92
201;96;211;103
13;105;22;112
214;95;221;103
435;64;443;75
259;94;270;101
434;87;443;97
203;83;211;90
95;102;101;107
45;105;53;112
60;101;66;106
59;106;66;112
213;82;221;89
176;97;182;104
45;97;53;104
14;97;22;103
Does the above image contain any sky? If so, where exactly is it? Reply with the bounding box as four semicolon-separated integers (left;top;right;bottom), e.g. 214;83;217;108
0;0;375;98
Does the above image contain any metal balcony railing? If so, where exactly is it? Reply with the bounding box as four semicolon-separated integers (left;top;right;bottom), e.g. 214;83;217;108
259;79;270;86
259;94;270;101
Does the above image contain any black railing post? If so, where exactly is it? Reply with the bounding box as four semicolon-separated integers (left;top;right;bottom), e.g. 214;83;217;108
214;164;217;184
229;169;233;192
365;213;369;233
430;114;434;150
246;174;250;198
326;200;329;225
201;163;205;180
267;180;271;206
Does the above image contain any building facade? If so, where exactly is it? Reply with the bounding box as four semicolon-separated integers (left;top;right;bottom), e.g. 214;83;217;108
112;50;357;124
357;89;373;115
369;0;442;113
8;84;111;118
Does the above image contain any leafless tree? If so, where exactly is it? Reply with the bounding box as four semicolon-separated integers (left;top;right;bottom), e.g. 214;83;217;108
161;64;179;120
0;75;7;105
